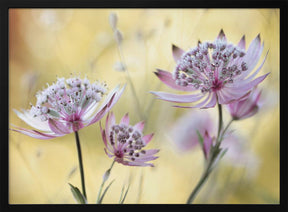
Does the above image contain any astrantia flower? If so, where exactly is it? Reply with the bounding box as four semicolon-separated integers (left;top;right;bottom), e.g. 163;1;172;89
100;112;159;167
169;110;257;165
11;76;125;139
169;110;214;152
151;29;269;108
226;87;262;120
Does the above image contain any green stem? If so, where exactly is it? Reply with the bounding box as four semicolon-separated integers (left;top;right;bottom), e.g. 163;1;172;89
74;131;87;200
220;119;233;141
186;103;224;204
216;103;223;145
186;160;213;204
96;160;116;203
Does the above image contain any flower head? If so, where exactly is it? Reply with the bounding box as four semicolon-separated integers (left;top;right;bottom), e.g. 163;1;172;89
11;76;125;139
226;87;262;120
151;29;269;108
100;112;159;167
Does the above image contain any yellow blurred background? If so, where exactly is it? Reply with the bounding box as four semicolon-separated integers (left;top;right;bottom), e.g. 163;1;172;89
9;9;279;204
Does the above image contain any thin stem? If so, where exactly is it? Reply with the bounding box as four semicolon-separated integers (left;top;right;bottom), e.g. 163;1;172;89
219;119;233;141
74;131;87;200
186;103;224;204
186;160;213;204
96;160;116;203
216;103;223;145
115;38;146;121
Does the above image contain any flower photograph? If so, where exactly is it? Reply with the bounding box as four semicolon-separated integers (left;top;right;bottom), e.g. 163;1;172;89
9;9;279;204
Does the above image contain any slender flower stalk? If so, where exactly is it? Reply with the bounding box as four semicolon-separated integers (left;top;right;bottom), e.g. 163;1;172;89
186;103;224;204
74;131;87;199
216;103;223;144
96;160;116;204
109;13;145;121
151;30;269;203
10;75;125;203
186;154;214;204
170;106;261;203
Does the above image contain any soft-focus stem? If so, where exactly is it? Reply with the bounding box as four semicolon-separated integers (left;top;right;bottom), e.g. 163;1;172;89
116;41;146;121
74;131;87;200
96;160;116;203
186;103;225;204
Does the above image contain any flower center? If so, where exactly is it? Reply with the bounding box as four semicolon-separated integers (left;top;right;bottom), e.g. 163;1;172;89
173;40;248;93
109;124;146;160
29;76;107;123
114;150;124;158
211;79;223;92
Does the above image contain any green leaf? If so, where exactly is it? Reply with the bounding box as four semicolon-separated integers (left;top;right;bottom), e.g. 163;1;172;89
219;148;228;159
69;183;87;204
196;130;204;147
97;180;115;204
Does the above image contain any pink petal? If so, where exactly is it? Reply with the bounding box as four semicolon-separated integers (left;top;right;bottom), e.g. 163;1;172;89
134;121;145;132
217;89;235;105
99;122;107;146
203;131;213;159
237;35;246;50
135;155;159;163
107;84;126;109
141;149;160;156
244;34;263;73
228;88;262;120
151;91;203;103
121;160;154;167
87;84;125;125
87;104;108;126
48;119;72;135
216;29;227;42
244;50;269;81
239;106;259;120
201;93;217;109
172;44;185;63
231;73;270;93
142;133;154;145
173;92;211;108
104;148;114;158
10;127;61;140
120;113;129;126
154;69;196;91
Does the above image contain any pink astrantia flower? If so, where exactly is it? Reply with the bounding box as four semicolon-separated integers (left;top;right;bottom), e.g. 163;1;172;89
11;76;125;139
151;29;269;108
100;112;159;167
226;87;262;120
169;110;215;152
169;110;215;159
170;110;259;169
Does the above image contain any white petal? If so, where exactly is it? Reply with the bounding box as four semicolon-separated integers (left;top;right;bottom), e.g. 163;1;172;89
14;109;51;132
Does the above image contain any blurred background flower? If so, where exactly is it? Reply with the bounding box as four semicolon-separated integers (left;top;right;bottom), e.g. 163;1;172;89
9;9;279;204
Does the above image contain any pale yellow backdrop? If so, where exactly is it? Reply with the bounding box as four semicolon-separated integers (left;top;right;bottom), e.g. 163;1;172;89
9;9;279;204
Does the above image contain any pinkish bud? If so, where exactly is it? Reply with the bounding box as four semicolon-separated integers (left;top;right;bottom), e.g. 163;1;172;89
227;88;262;120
